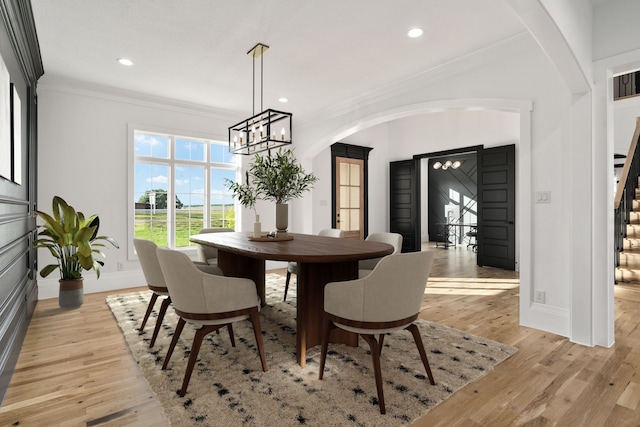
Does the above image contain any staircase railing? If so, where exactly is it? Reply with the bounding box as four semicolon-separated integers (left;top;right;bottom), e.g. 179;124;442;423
614;117;640;270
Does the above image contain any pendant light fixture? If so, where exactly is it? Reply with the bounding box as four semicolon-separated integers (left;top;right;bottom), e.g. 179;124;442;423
433;160;462;170
228;43;292;155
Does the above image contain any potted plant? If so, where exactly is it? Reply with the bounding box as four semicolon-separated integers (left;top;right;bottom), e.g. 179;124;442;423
226;148;317;237
35;196;119;308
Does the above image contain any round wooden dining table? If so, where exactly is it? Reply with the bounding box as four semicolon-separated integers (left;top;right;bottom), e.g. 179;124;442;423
189;232;394;366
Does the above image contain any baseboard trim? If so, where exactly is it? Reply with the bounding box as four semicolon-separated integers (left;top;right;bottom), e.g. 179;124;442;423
520;302;570;338
37;270;146;300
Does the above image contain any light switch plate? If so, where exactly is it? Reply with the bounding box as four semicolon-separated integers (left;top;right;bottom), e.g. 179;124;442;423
535;191;551;204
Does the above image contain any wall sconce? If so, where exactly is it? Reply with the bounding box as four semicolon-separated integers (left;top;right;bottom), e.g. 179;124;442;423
433;160;462;170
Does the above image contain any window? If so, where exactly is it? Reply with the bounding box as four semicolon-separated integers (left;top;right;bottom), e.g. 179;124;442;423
130;128;237;254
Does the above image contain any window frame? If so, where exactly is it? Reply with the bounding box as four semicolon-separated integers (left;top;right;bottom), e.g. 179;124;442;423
127;124;238;260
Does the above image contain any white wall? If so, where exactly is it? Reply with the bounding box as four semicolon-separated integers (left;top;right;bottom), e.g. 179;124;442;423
614;96;640;155
36;79;240;298
593;0;640;61
540;0;593;81
293;33;572;336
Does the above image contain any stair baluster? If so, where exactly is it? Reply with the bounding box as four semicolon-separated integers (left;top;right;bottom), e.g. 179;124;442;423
614;117;640;283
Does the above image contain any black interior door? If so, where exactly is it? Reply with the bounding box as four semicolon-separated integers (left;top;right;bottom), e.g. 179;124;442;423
389;159;420;252
477;145;516;270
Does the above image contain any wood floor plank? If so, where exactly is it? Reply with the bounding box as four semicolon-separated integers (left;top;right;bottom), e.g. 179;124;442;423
2;244;640;426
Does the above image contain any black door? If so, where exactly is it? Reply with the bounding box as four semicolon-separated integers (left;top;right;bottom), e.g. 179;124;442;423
389;159;420;252
477;145;516;270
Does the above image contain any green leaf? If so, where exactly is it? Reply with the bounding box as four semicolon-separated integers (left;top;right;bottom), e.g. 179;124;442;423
35;196;119;281
39;264;59;278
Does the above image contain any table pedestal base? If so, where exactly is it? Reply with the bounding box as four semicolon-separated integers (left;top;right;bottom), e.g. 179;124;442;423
297;261;359;367
217;250;358;367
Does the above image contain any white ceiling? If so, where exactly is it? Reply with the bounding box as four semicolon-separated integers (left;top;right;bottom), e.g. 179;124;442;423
31;0;527;119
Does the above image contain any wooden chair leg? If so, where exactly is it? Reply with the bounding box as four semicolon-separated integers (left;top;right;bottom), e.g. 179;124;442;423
318;317;336;380
162;317;185;370
248;308;268;372
149;296;171;348
361;334;386;414
139;293;158;331
378;334;385;356
227;323;236;347
179;325;219;397
406;323;436;385
284;271;291;301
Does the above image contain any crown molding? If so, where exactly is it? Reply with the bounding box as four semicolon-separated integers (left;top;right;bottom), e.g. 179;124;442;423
296;31;533;129
0;0;44;83
38;74;241;121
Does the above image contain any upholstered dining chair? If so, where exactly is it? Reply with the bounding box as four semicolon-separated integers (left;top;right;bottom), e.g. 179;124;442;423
133;238;174;348
196;227;234;265
318;250;436;414
283;228;344;301
134;238;223;348
358;232;403;277
156;247;268;397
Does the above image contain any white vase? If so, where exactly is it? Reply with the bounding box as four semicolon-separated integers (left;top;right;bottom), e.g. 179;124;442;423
275;203;288;237
253;214;261;238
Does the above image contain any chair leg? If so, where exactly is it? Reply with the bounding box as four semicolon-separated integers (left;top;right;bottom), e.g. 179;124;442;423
406;323;436;385
162;317;185;370
179;325;219;397
139;293;159;331
378;334;385;356
248;308;268;372
149;296;171;348
227;323;236;347
284;271;291;301
318;316;335;380
361;334;386;414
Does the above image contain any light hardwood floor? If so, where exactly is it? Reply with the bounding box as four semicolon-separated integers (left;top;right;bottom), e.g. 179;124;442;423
1;244;639;426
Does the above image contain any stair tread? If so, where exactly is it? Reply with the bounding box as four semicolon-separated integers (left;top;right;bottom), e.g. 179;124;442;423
620;247;640;253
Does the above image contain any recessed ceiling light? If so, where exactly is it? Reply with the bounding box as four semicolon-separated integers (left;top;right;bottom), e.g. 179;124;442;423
278;97;289;103
117;58;134;66
407;28;424;38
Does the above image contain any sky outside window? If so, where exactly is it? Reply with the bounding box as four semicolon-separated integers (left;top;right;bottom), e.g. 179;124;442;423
176;138;205;161
134;133;168;158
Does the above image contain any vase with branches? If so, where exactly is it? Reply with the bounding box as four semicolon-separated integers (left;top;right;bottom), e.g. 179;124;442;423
225;148;317;236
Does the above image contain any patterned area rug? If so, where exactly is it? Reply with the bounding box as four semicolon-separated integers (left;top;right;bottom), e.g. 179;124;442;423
106;274;516;427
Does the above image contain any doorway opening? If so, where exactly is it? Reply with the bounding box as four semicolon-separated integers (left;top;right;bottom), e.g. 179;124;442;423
423;151;478;250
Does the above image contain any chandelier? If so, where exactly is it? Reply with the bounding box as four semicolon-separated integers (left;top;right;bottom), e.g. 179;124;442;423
433;160;462;170
228;43;292;155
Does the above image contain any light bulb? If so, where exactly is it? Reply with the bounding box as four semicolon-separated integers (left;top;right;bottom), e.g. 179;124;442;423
408;28;423;38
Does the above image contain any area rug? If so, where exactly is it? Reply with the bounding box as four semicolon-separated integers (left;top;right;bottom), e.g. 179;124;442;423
106;274;516;427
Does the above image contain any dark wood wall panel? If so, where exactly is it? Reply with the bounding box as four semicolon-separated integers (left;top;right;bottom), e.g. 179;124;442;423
477;145;516;270
390;159;420;252
0;0;43;404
